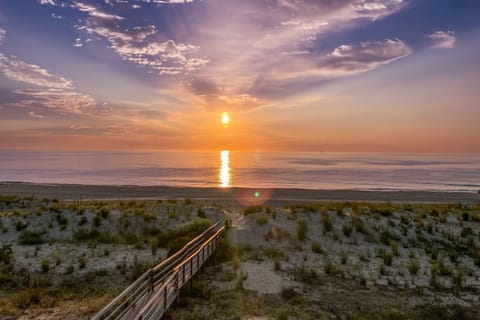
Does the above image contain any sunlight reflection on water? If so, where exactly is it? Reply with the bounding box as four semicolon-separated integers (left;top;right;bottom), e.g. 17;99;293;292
220;150;231;188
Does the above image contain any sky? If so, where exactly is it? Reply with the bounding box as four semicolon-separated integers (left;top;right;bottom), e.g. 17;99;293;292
0;0;479;153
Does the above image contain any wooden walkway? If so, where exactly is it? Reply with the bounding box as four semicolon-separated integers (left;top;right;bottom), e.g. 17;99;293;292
92;222;225;320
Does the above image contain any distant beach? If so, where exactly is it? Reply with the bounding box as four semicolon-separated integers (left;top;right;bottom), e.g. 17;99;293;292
0;182;478;205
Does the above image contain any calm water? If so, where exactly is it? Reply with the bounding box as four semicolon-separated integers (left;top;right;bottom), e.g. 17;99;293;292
0;150;479;192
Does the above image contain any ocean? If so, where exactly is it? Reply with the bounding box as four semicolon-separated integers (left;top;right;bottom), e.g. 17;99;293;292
0;150;479;192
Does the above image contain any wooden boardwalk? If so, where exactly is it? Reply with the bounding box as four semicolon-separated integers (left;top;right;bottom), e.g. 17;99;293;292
92;222;225;320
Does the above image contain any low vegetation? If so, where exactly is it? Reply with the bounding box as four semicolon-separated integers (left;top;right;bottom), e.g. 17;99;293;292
1;196;479;319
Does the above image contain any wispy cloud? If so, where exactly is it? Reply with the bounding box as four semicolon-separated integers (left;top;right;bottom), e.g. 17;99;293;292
427;31;456;49
27;111;45;119
0;28;6;45
72;2;124;20
0;27;96;115
324;39;411;74
72;3;208;75
250;39;411;98
13;90;96;115
0;54;73;89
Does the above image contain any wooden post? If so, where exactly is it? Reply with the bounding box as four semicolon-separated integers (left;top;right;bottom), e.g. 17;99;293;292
190;258;193;278
149;269;154;292
175;272;180;304
163;286;167;310
182;263;185;286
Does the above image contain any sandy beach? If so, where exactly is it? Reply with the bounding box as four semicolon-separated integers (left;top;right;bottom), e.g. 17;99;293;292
0;182;478;204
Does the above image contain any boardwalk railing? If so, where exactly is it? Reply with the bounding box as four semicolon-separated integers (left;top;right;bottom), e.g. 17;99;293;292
93;222;225;320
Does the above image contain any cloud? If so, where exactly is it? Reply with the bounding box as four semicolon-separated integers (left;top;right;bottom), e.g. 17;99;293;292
427;31;456;49
151;0;194;3
72;2;124;20
12;89;97;115
323;39;411;74
278;0;406;20
39;0;56;5
31;0;412;111
27;111;45;119
73;7;208;75
0;54;73;89
201;94;264;112
0;27;97;115
73;38;83;47
112;40;209;75
252;39;411;97
0;28;6;45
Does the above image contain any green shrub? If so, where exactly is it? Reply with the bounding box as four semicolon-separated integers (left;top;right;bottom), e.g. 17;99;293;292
324;259;335;274
391;241;399;256
55;213;68;226
379;229;398;246
93;215;102;227
452;269;465;290
149;237;158;256
19;230;44;245
273;258;281;271
311;241;323;254
255;214;269;225
73;228;115;244
65;265;74;275
400;215;410;225
0;244;13;265
41;259;49;273
98;207;110;219
296;219;308;241
15;220;29;231
380;263;387;275
294;266;317;283
166;219;212;255
322;213;332;232
438;258;452;276
168;207;177;219
342;223;353;237
381;250;393;266
352;217;366;234
336;207;344;216
78;255;86;269
277;309;289;320
197;208;206;218
12;287;41;308
408;258;420;275
341;251;348;265
281;287;297;300
78;216;88;226
243;206;263;216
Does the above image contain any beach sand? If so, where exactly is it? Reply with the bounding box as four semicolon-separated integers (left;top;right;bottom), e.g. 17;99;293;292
0;182;478;204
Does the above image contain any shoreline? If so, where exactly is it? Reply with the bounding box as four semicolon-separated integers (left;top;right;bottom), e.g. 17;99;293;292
0;182;478;204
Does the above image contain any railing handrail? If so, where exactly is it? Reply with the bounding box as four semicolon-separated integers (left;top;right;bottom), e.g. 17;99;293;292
92;221;220;320
134;226;225;320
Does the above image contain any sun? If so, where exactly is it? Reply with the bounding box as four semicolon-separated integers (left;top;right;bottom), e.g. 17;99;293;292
221;112;230;125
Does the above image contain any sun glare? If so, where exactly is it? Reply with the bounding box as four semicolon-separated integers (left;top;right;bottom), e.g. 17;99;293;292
219;150;231;187
221;112;230;125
